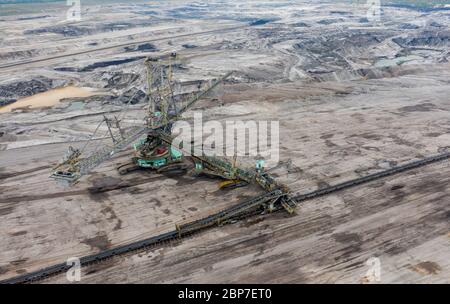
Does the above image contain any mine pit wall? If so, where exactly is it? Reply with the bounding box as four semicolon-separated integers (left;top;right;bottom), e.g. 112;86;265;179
0;0;449;283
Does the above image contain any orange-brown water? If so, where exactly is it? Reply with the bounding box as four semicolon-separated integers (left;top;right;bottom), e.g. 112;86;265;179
0;86;98;113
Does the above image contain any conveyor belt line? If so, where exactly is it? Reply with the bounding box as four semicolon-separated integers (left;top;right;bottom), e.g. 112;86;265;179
2;151;449;284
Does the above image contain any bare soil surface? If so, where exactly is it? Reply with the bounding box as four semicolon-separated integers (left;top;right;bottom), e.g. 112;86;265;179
0;0;449;283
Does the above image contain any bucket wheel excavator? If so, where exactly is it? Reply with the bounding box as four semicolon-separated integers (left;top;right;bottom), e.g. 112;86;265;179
50;51;298;214
51;52;246;188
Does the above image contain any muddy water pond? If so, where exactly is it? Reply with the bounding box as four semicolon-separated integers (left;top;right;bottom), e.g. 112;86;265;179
0;86;99;113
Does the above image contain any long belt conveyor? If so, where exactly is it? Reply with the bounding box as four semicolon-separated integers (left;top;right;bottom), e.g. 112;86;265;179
2;151;450;284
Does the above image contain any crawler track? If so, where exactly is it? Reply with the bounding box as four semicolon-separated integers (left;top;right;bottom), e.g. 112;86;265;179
2;151;449;284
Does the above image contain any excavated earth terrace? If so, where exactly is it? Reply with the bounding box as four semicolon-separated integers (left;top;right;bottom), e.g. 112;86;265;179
0;0;449;283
